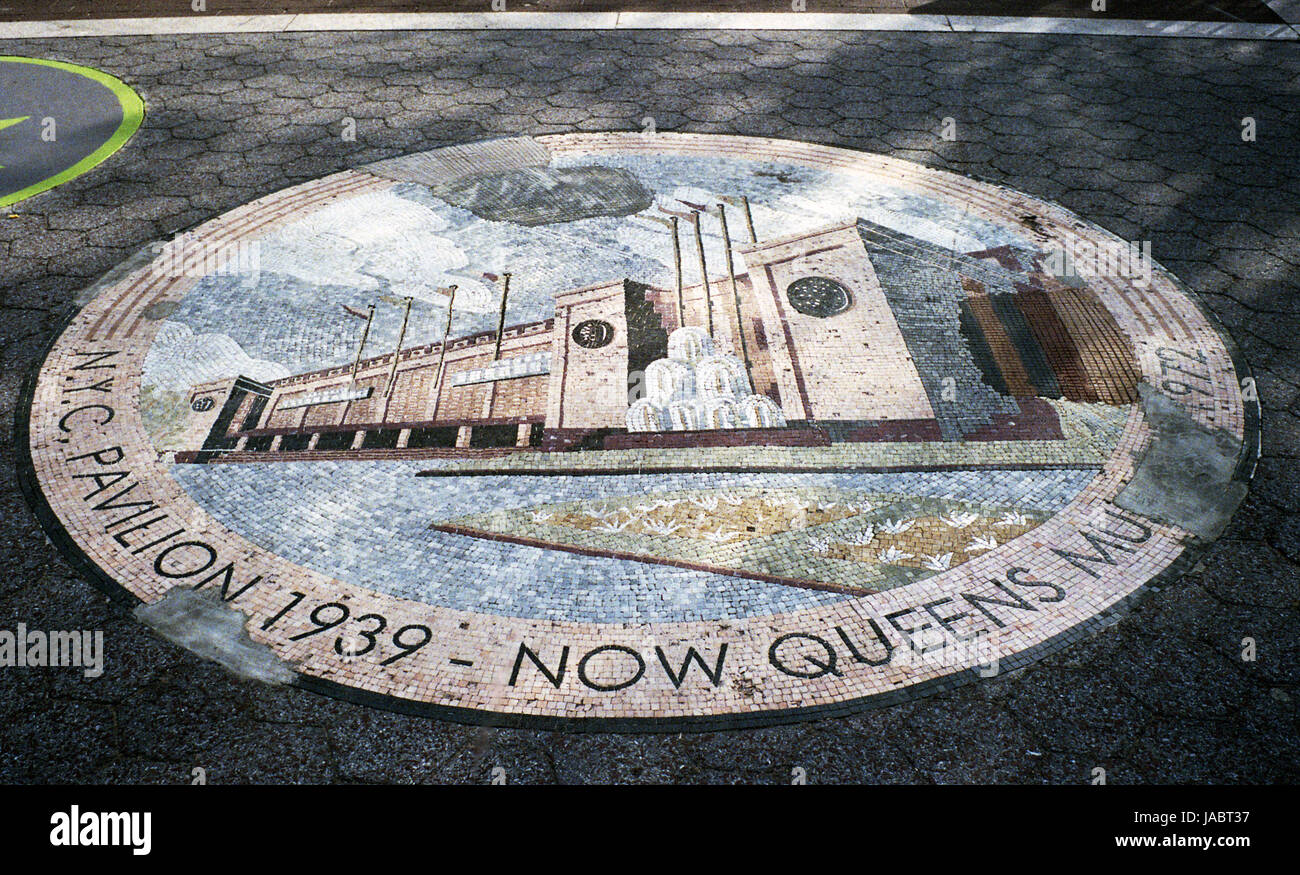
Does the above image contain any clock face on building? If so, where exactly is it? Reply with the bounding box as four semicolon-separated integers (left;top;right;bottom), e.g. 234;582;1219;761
572;319;614;348
21;133;1257;730
786;276;852;318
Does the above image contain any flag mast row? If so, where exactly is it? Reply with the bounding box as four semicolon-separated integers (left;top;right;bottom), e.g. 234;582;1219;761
344;195;757;390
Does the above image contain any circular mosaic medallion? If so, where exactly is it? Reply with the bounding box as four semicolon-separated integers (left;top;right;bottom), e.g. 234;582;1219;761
21;133;1258;730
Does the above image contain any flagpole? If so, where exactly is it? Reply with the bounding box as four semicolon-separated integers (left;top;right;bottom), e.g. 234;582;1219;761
690;211;714;337
670;216;684;329
384;296;412;404
349;304;375;385
716;204;753;382
640;213;686;329
719;194;757;244
739;195;757;243
493;273;511;362
430;285;457;422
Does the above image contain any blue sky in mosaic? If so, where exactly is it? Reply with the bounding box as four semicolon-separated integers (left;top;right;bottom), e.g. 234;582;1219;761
149;153;1026;383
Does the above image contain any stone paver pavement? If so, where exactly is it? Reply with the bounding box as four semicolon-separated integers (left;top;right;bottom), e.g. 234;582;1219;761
1;28;1297;783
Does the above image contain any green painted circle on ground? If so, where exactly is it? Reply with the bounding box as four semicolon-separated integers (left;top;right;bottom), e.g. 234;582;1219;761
0;56;144;208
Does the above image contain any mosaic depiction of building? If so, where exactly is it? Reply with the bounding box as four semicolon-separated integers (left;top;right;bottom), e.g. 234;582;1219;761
175;216;1141;465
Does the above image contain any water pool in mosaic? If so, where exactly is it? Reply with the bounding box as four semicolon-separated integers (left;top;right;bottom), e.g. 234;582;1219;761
171;463;1100;622
25;134;1256;728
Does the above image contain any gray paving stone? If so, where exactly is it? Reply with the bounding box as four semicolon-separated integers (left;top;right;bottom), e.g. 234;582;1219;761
1;27;1296;785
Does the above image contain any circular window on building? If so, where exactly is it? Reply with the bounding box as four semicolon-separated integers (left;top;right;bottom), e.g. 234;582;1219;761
572;319;615;348
786;276;852;317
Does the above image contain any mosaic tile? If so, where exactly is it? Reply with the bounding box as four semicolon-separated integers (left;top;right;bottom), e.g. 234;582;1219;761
21;133;1257;729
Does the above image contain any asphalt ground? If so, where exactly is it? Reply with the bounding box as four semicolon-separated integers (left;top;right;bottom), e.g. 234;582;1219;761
1;27;1297;784
0;0;1288;23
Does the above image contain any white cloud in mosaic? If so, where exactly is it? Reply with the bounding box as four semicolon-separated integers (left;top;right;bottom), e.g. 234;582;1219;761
856;204;989;253
144;321;290;392
259;189;496;312
161;155;1024;382
767;184;990;254
614;181;989;287
561;151;1018;254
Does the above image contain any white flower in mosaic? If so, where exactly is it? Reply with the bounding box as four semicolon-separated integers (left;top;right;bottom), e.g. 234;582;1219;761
966;535;999;553
594;517;633;534
719;492;746;506
941;511;981;529
701;527;741;544
641;519;682;537
842;501;875;515
924;552;954;571
808;535;832;555
528;510;554;523
996;511;1030;527
878;518;915;535
839;525;876;547
690;496;720;512
877;545;914;564
817;502;839;512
